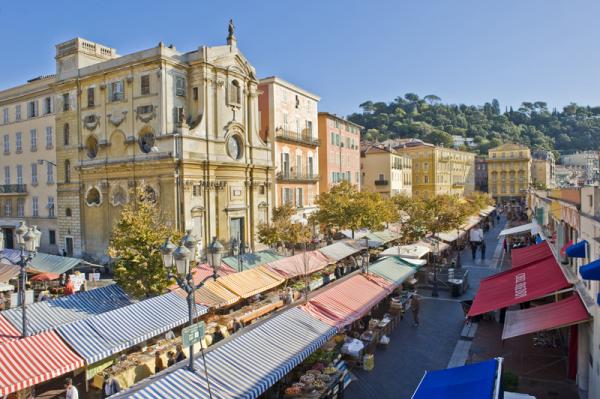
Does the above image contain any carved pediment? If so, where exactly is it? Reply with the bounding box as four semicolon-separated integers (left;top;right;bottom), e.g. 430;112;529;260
135;105;157;123
107;110;128;127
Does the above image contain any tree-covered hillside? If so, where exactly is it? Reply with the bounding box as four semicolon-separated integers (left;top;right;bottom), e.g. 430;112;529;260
347;94;600;154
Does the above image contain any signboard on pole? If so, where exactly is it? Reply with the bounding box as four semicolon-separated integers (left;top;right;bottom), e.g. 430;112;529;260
182;321;206;347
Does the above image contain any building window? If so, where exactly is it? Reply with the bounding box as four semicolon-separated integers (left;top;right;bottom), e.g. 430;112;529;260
65;208;72;217
175;76;186;97
32;197;39;217
47;196;55;217
282;188;294;205
15;132;23;154
44;96;52;114
64;160;71;183
30;129;37;151
193;184;202;197
45;126;53;149
3;134;8;154
330;132;335;145
16;198;24;217
192;87;198;101
229;80;240;104
335;134;340;146
16;165;23;185
86;136;99;159
62;93;70;111
141;75;150;95
295;188;303;208
15;105;21;121
47;162;54;184
27;100;38;118
31;163;38;185
4;166;9;185
424;175;429;183
379;173;384;181
87;87;95;107
4;199;12;217
109;81;124;102
2;108;7;123
63;123;70;145
49;230;56;245
259;185;265;195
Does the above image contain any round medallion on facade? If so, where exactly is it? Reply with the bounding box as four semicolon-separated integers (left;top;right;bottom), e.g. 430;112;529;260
227;135;242;160
138;131;155;153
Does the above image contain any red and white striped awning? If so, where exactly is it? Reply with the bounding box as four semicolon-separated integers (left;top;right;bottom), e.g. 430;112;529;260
0;330;84;395
0;315;20;345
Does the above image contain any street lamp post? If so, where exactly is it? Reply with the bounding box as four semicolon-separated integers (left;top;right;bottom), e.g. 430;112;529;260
0;221;41;338
159;232;223;394
431;233;440;297
231;237;244;272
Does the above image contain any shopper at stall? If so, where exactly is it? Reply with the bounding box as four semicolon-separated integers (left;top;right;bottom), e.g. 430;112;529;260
175;344;186;362
411;294;421;327
64;277;75;296
212;328;225;344
101;374;121;398
155;350;165;373
233;319;243;333
64;378;78;399
167;351;176;367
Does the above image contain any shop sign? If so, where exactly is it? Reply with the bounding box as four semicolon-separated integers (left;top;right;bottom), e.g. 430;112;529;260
182;321;206;347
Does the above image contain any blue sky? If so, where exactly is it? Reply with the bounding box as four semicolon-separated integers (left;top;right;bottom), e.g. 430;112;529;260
1;0;599;116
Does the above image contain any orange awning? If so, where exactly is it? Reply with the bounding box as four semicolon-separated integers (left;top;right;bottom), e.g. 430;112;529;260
215;267;284;298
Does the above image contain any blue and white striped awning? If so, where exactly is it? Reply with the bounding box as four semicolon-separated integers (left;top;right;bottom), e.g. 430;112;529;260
58;292;207;364
2;284;131;334
121;307;336;399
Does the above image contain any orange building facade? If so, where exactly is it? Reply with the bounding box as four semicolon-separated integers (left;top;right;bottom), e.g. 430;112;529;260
258;77;320;215
317;113;362;192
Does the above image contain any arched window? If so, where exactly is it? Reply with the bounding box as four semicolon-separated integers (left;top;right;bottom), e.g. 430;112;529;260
65;208;72;217
229;80;241;105
63;123;70;145
85;187;101;206
64;159;71;183
86;136;98;159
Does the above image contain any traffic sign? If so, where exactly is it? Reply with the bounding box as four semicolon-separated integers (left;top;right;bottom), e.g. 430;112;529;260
182;321;206;347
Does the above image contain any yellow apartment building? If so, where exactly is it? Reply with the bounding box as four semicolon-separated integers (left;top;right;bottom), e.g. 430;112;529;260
394;141;475;198
360;145;412;197
487;143;531;201
0;75;58;253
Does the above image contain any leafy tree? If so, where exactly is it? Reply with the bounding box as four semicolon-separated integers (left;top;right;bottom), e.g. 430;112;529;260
109;188;181;298
257;205;311;252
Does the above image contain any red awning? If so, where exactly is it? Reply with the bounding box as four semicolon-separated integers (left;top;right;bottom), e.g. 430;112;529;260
300;274;388;328
502;295;590;339
264;251;330;278
560;240;573;257
511;241;554;269
0;330;84;395
468;257;570;317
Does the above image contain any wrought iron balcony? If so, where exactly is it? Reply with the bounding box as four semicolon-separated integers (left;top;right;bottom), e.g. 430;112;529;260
276;172;320;183
274;129;319;147
0;184;27;195
374;179;389;186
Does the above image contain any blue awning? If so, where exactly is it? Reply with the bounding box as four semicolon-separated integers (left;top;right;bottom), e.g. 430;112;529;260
119;307;336;399
412;358;500;399
0;249;83;275
57;292;207;364
1;284;131;334
566;240;587;258
534;234;544;244
580;258;600;281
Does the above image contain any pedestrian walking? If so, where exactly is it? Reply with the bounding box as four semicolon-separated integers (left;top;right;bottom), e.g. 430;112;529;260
410;293;420;326
101;374;121;398
64;378;78;399
469;224;484;260
480;241;486;260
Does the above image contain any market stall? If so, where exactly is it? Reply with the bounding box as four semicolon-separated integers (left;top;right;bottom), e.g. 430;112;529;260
318;242;363;263
0;330;84;397
367;257;417;291
221;250;285;271
1;283;131;334
265;251;331;279
380;244;430;259
215;267;284;299
0;314;19;344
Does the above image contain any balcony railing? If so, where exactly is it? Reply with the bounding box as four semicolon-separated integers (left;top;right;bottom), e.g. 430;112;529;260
374;179;389;186
274;129;319;147
277;172;320;183
0;184;27;195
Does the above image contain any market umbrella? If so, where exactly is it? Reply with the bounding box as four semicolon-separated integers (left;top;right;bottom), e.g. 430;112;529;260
30;273;60;282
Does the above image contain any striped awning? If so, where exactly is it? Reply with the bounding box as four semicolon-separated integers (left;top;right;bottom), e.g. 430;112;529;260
0;330;84;396
2;284;131;334
264;251;330;278
370;230;398;244
178;281;240;309
216;267;284;298
57;292;208;364
0;263;20;283
300;274;388;328
221;250;285;271
0;249;82;275
318;242;362;262
122;308;336;399
0;315;20;345
368;257;417;289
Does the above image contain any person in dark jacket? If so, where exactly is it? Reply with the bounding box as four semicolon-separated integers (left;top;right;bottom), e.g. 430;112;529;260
101;374;121;398
175;344;186;362
167;351;176;367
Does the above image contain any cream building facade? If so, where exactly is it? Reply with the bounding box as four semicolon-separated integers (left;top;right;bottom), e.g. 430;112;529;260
487;143;531;201
258;77;319;215
0;76;58;253
48;31;272;261
360;145;412;197
394;141;475;198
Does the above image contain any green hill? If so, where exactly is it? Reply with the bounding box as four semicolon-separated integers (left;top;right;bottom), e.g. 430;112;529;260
347;94;600;155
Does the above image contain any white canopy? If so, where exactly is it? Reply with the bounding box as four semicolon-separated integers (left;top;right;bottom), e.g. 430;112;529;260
499;223;534;237
397;257;427;267
479;205;496;216
436;230;467;243
380;244;430;259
